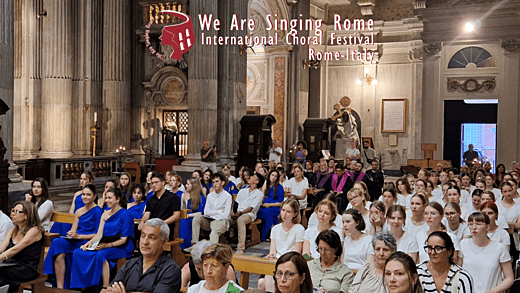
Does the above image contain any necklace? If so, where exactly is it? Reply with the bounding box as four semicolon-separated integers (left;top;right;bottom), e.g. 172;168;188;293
428;262;449;277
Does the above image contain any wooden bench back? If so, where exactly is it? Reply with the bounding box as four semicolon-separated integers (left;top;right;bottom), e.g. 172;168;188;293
124;162;141;184
232;255;276;289
51;212;75;224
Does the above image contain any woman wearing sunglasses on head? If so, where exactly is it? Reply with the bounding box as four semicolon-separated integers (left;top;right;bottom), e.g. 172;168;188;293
417;231;473;293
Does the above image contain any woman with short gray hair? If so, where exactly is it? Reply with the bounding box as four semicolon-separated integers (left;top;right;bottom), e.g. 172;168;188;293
348;233;396;293
181;240;236;288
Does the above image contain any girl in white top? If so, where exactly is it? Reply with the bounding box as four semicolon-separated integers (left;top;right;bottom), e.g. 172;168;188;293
480;190;510;230
303;199;344;260
442;202;471;243
307;193;343;230
380;185;406;211
445;185;468;216
452;175;470;207
25;177;53;231
496;181;520;227
366;201;388;235
347;187;369;230
386;205;419;263
485;174;502;200
460;212;514;293
404;192;429;236
481;201;511;251
396;178;413;209
266;198;305;258
342;208;374;269
347;181;372;210
417;202;461;265
286;165;309;210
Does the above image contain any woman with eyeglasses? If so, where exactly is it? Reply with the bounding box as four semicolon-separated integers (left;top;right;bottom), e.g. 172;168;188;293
349;232;396;293
274;251;314;293
442;202;471;243
460;212;513;293
416;231;473;293
386;205;419;263
384;252;422;293
308;230;354;293
416;202;461;265
0;201;44;293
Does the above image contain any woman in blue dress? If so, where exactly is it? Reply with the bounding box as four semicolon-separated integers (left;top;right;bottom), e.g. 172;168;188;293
118;172;133;203
98;179;117;211
170;174;185;204
127;184;146;219
200;169;213;196
51;171;95;236
43;184;102;289
70;188;133;289
179;178;206;249
257;170;285;241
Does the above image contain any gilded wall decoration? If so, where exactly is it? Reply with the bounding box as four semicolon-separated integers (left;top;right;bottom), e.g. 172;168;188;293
273;57;285;146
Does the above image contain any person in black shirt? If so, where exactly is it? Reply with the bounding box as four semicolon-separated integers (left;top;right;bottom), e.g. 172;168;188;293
364;159;385;202
138;172;180;240
103;218;180;293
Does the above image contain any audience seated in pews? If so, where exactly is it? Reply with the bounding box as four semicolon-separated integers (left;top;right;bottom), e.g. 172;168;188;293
70;188;134;290
102;218;181;293
181;240;236;288
229;173;265;254
138;172;181;240
187;243;242;293
308;229;354;293
188;172;232;248
25;177;53;231
0;201;44;293
44;184;103;289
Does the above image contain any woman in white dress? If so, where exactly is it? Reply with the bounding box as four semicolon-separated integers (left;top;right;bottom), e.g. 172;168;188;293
303;199;344;260
342;208;374;269
404;192;429;236
460;212;514;293
286;164;309;212
386;205;419;263
480;201;510;251
496;181;520;227
396;178;413;209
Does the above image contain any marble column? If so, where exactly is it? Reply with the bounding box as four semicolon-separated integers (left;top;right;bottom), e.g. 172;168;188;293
40;0;73;158
101;0;131;154
13;0;43;160
71;0;103;156
182;0;219;168
216;0;247;168
287;0;310;151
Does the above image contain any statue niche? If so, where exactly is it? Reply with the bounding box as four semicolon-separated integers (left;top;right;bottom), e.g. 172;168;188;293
328;96;361;158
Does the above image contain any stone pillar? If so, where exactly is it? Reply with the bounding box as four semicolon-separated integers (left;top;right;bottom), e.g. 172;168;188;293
40;0;73;158
102;0;131;154
216;0;247;168
71;0;103;156
14;0;43;160
287;0;310;151
182;0;219;169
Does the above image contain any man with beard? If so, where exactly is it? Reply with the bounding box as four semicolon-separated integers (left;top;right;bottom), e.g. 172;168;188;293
309;161;332;210
350;160;366;182
331;163;353;212
364;159;384;202
360;140;376;171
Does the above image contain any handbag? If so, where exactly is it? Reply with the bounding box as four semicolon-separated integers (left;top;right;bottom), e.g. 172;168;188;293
363;150;373;164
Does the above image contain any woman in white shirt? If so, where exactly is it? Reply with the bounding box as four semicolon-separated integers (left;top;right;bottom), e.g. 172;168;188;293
342;208;374;269
303;199;344;260
404;192;428;236
480;201;510;251
442;202;471;243
396;178;413;209
25;177;53;231
386;205;419;263
496;181;520;227
286;164;309;211
347;181;372;210
347;188;369;228
259;198;305;292
379;184;405;210
460;212;514;293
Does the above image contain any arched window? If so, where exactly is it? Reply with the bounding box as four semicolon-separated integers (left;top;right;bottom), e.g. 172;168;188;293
448;46;495;69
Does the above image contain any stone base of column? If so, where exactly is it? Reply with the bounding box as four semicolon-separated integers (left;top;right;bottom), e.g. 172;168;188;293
13;150;39;160
38;150;74;159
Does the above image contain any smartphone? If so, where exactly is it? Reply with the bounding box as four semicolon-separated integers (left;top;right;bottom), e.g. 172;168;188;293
213;144;216;149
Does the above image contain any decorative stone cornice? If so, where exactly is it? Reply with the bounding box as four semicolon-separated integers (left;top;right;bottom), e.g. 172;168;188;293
358;0;376;16
447;78;496;93
501;38;519;52
413;0;426;9
424;43;441;55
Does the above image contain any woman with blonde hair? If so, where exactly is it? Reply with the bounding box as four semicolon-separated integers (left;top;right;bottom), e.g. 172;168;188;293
0;201;45;292
347;188;369;227
303;199;343;260
179;178;206;250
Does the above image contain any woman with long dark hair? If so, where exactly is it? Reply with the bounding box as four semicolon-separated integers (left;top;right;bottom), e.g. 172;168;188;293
384;252;423;293
257;170;285;241
25;177;53;231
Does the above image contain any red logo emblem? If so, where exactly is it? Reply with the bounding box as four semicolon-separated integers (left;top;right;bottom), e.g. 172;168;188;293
160;11;195;60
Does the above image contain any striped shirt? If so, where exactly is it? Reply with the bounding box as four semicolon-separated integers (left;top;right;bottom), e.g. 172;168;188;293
417;262;474;293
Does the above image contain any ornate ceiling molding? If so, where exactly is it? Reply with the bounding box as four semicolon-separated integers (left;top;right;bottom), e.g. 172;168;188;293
447;78;496;93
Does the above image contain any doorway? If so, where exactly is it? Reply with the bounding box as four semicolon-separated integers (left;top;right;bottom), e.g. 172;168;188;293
460;123;497;169
443;100;497;168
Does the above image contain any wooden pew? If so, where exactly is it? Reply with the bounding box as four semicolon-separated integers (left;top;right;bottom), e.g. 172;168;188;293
227;219;262;248
232;255;276;290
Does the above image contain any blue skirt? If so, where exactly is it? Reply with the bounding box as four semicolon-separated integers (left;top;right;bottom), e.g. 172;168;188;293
70;247;129;288
257;207;280;241
43;237;87;289
179;217;193;249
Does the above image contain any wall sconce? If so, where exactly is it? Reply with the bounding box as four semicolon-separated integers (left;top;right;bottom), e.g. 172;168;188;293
303;59;321;69
356;67;377;85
